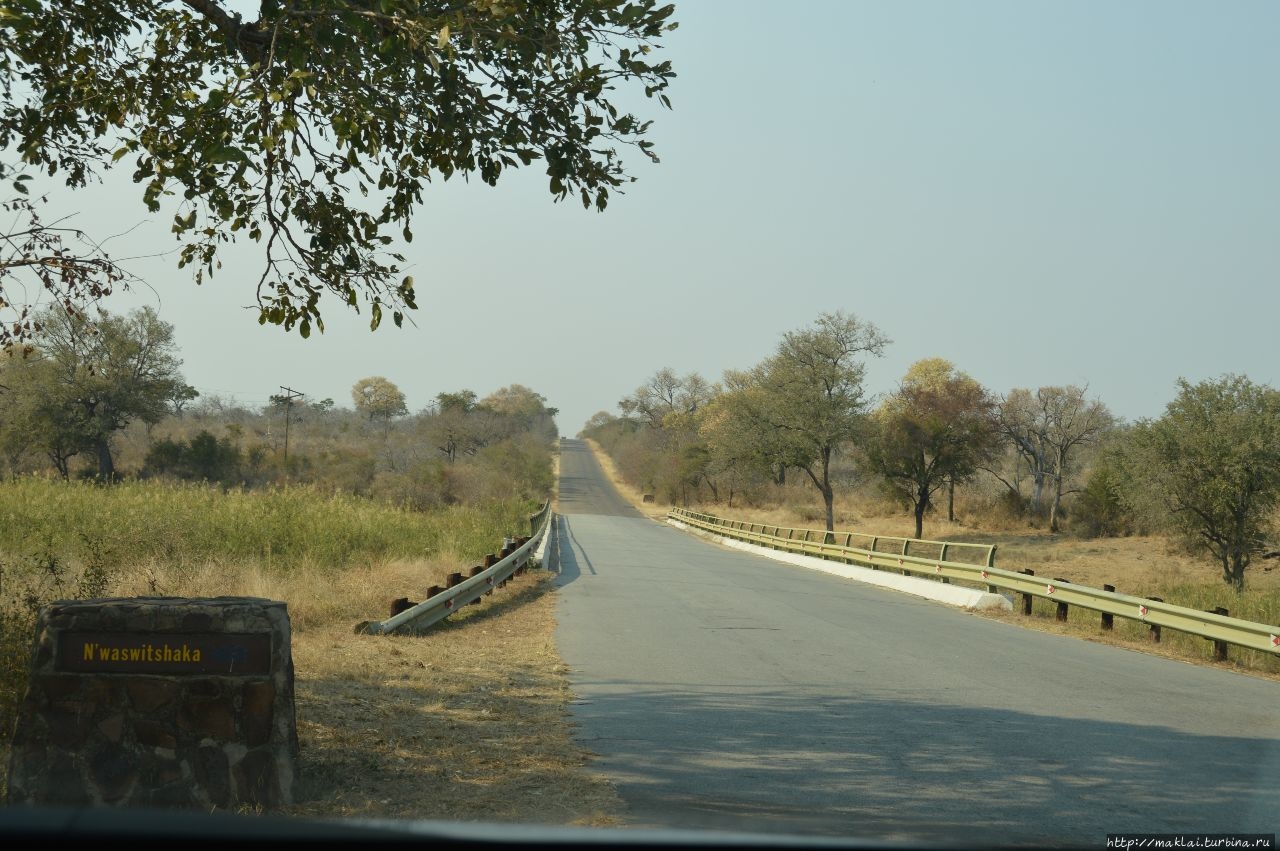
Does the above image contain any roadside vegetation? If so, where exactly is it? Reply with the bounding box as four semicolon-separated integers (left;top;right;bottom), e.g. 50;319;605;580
0;320;612;816
582;312;1280;677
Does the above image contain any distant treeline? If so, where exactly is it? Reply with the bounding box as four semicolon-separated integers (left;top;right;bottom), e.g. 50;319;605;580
582;312;1280;592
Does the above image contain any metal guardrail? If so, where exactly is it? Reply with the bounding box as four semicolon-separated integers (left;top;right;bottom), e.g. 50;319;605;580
671;508;997;566
528;500;552;540
357;501;554;636
669;507;1280;656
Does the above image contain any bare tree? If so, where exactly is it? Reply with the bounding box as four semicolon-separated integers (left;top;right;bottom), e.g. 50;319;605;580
994;385;1114;531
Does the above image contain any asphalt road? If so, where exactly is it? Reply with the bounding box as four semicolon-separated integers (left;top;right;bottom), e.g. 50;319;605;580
551;439;1280;847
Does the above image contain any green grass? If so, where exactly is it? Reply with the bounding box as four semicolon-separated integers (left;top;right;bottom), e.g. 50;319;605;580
0;476;537;575
1015;584;1280;676
0;476;545;767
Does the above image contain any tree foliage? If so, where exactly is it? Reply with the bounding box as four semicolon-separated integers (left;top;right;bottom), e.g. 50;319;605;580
351;375;408;428
619;367;714;429
423;385;556;463
0;305;194;479
0;164;137;350
730;311;888;532
1117;375;1280;591
144;428;242;482
867;358;998;539
0;0;677;341
695;389;778;507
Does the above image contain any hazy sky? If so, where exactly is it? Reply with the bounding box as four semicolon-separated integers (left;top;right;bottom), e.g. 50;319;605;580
21;1;1280;434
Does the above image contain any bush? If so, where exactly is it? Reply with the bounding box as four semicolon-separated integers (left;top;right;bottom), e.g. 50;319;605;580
143;430;241;483
0;544;112;763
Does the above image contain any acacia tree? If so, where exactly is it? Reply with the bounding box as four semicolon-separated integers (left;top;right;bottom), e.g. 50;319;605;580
1118;375;1280;592
10;306;194;479
425;389;481;462
480;384;559;442
0;353;84;476
696;390;778;507
867;359;998;539
351;376;408;434
733;311;889;532
0;1;677;341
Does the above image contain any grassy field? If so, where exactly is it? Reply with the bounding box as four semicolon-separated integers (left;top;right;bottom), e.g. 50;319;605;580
0;476;622;823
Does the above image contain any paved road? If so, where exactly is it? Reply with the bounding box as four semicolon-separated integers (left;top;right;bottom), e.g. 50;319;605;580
551;439;1280;847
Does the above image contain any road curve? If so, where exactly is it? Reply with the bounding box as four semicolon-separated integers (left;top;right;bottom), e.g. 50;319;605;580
551;439;1280;846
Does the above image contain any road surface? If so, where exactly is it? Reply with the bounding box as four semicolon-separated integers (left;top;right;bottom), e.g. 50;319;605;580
552;439;1279;846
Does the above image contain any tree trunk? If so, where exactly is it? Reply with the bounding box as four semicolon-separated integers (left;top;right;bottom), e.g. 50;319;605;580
914;480;929;539
1226;552;1246;592
947;477;955;522
820;450;835;532
49;451;70;480
1049;449;1067;532
775;464;786;486
1049;479;1063;532
95;437;115;482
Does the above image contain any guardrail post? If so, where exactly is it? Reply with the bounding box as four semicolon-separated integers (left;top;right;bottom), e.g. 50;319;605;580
389;597;416;617
426;584;443;599
1101;585;1115;630
1210;607;1230;661
987;545;997;568
1147;597;1163;642
1054;578;1069;622
468;566;485;605
1020;569;1035;616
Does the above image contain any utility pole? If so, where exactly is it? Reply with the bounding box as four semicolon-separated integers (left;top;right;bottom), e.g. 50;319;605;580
278;386;304;464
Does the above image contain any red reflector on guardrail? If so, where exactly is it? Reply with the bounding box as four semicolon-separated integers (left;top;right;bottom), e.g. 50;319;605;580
1139;605;1149;619
1046;584;1056;595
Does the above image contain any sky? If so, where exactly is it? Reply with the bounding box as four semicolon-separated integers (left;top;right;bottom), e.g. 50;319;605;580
14;0;1280;435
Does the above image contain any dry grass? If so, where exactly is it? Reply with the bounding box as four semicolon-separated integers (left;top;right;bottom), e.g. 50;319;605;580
2;547;624;825
280;567;624;825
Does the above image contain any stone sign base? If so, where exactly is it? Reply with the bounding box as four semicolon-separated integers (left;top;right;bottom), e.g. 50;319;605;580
5;597;298;810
